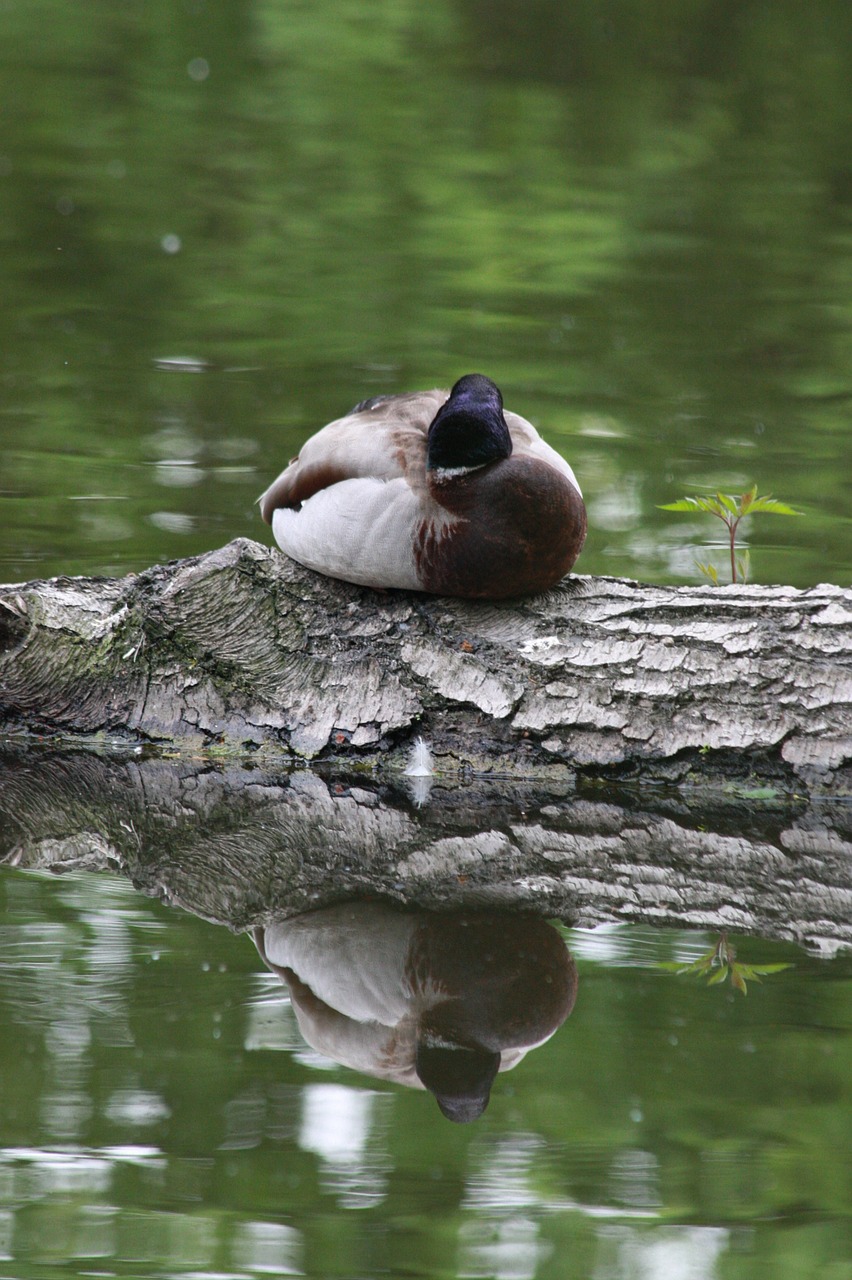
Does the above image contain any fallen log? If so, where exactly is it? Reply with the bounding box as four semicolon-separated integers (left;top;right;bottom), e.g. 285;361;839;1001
1;538;850;793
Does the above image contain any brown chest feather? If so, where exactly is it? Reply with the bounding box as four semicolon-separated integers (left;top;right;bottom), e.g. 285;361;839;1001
416;457;587;598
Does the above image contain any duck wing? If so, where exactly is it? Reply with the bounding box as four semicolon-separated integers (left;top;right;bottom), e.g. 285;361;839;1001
259;388;447;522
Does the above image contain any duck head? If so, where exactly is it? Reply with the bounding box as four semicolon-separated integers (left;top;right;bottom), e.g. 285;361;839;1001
426;374;513;474
414;1039;501;1124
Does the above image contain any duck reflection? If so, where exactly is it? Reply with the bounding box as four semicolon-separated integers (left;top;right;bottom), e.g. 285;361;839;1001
253;902;577;1124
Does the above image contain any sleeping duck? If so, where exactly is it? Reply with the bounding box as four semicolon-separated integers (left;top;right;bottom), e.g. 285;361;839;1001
259;373;587;599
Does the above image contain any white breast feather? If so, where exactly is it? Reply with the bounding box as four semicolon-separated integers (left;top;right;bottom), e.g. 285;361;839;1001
272;476;422;589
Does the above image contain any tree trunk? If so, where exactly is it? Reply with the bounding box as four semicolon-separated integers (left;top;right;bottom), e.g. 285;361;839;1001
1;537;851;794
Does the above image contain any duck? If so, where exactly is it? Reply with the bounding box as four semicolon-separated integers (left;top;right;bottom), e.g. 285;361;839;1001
259;373;587;599
254;901;578;1123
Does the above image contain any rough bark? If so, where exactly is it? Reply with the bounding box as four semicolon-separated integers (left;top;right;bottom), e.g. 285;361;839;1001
1;537;851;793
2;748;850;952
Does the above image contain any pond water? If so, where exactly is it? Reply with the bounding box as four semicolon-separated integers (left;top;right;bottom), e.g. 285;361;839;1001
1;0;851;589
1;3;852;1278
1;753;851;1280
1;864;850;1280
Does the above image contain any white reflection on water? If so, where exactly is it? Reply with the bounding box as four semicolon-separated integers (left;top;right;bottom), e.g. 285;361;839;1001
594;1224;729;1280
221;1090;268;1151
300;1083;372;1164
44;1015;91;1058
299;1083;390;1209
39;1089;93;1141
154;460;205;488
104;1089;171;1126
114;1207;215;1269
1;881;163;1061
608;1150;662;1212
459;1214;548;1280
464;1134;662;1223
231;1220;303;1276
148;510;196;533
0;1149;113;1196
568;924;633;964
567;925;714;970
464;1134;546;1212
589;477;643;532
2;891;155;1145
611;1152;665;1218
244;976;306;1053
0;1209;13;1261
1;1146;165;1188
68;1205;116;1261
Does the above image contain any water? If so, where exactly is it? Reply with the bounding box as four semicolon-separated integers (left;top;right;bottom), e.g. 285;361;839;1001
1;0;851;588
1;754;851;1279
1;866;850;1280
1;3;851;1276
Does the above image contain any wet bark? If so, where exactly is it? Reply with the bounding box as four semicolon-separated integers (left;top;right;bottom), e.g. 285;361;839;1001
1;537;851;793
1;748;850;951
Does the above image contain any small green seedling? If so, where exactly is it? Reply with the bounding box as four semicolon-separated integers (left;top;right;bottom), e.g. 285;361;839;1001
659;485;802;584
658;931;792;995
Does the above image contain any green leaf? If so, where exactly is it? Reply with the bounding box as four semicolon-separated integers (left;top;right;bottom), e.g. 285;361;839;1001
665;494;723;517
745;498;803;516
682;958;711;974
695;560;720;586
708;965;729;985
731;967;748;994
715;491;740;516
739;484;759;512
661;490;802;520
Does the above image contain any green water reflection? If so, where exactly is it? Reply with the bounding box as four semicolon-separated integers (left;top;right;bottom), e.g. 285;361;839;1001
1;0;851;586
1;868;849;1280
